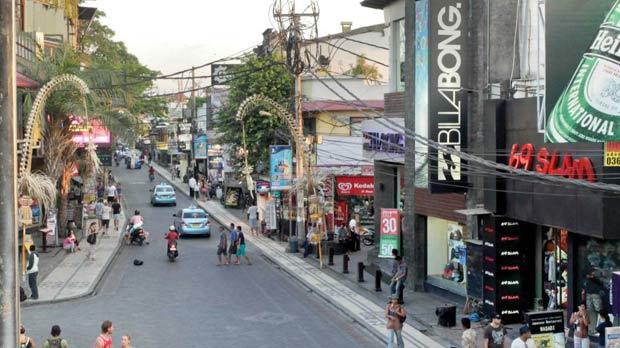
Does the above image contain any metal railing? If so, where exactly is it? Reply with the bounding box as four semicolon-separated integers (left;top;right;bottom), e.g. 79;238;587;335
16;31;37;63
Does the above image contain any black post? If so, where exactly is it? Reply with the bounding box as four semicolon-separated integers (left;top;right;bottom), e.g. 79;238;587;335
375;270;382;292
357;262;365;282
0;0;18;344
343;254;349;274
328;247;334;266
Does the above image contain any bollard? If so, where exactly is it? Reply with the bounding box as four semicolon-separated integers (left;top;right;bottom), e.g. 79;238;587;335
328;247;334;266
375;270;382;291
343;254;349;274
357;262;365;282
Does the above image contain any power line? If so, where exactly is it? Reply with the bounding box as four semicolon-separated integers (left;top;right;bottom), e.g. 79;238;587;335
313;40;389;67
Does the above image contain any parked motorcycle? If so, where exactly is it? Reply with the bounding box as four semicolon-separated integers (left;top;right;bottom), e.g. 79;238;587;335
361;228;375;246
167;240;178;262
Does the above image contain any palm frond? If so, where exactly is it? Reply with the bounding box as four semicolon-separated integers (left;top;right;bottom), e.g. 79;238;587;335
18;171;57;210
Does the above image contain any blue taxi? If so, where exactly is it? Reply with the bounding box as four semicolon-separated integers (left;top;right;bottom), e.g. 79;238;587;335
173;206;211;237
150;183;177;206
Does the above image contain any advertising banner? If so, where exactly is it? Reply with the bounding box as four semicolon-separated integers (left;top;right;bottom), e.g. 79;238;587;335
335;176;374;196
211;64;238;85
70;118;111;146
606;326;620;347
334;201;348;228
428;0;468;192
269;145;293;190
265;200;277;230
379;209;400;258
525;310;565;348
546;0;620;143
193;135;208;159
606;142;620;167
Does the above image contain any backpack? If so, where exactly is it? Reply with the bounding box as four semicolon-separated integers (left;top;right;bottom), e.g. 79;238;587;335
46;338;63;348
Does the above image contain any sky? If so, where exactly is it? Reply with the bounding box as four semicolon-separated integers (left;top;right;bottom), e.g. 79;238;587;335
82;0;385;94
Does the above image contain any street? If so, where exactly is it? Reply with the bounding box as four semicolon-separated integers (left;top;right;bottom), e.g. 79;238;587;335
21;166;380;347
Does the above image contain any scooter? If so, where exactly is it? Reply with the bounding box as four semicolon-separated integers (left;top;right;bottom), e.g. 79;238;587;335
362;228;375;246
127;223;146;246
167;240;178;262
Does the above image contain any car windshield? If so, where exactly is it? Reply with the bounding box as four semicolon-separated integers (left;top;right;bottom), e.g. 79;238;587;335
183;211;207;219
155;187;174;193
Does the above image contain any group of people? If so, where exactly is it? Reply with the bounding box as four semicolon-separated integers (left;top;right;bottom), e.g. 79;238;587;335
187;173;223;202
20;320;133;348
334;217;363;254
216;223;251;266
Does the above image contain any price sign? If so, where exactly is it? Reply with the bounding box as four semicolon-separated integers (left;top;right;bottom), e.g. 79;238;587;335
379;209;400;258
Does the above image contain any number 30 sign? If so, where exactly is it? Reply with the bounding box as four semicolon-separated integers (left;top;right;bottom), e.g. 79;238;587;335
379;209;400;258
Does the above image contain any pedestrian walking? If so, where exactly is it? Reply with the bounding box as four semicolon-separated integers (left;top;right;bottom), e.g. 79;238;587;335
236;226;251;265
20;325;35;348
217;226;229;265
175;163;181;179
461;317;477;348
216;185;223;201
200;178;207;201
188;175;197;199
95;320;113;348
349;216;360;251
511;325;534;348
86;222;98;261
385;295;406;348
26;244;39;300
229;224;239;265
95;199;104;230
116;182;122;200
570;303;590;348
112;198;122;231
121;334;133;348
484;314;507;348
390;256;407;304
43;325;69;348
101;201;112;235
247;203;259;236
106;183;117;203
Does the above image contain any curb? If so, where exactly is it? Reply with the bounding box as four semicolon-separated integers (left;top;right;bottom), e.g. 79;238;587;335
23;202;128;307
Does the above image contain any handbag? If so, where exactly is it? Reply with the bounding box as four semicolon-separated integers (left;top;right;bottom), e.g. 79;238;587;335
87;233;96;245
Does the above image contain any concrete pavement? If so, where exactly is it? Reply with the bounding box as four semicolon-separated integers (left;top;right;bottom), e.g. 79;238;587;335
152;162;446;347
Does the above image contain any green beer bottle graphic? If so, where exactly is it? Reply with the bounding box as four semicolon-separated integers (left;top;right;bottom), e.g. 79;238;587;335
547;0;620;143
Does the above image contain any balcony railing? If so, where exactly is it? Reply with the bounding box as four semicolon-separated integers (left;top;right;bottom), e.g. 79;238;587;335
17;31;37;63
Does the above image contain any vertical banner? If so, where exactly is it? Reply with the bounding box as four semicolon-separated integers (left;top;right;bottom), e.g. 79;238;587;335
269;145;293;190
193;134;208;159
379;209;401;258
265;199;277;230
334;201;348;229
428;0;468;193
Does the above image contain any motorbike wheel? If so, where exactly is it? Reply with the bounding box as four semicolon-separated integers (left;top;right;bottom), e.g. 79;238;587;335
362;237;374;246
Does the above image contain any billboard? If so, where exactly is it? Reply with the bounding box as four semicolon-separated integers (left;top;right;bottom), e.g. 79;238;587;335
269;145;293;190
335;176;374;196
546;0;620;143
193;134;208;159
70;118;111;146
428;0;468;193
379;209;401;258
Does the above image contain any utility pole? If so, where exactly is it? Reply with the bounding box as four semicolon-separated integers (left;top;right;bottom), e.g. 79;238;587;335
403;0;423;291
190;66;196;175
0;0;19;345
293;15;305;241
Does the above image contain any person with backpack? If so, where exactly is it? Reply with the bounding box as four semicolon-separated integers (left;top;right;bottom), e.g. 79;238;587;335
43;325;69;348
385;295;406;348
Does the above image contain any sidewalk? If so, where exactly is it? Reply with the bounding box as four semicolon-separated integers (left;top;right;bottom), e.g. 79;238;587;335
152;162;448;347
23;210;126;306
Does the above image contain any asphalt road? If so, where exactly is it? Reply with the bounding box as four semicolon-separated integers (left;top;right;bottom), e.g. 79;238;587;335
21;166;381;348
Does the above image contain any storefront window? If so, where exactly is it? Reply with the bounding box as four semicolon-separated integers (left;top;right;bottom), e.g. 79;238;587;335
427;217;467;289
542;228;569;312
577;237;619;335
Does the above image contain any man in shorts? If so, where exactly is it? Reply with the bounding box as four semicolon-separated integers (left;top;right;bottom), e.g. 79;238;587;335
235;226;251;265
95;199;104;231
111;198;122;231
217;226;228;265
100;201;111;235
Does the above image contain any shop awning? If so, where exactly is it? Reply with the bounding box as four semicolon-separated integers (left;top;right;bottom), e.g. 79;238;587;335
17;72;40;89
454;207;492;216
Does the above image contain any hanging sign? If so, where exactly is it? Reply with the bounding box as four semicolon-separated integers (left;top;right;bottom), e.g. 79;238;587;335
525;310;565;348
270;145;293;190
379;209;401;258
193;134;208;160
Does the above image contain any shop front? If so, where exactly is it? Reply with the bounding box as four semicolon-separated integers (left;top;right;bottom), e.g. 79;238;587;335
334;175;375;233
483;97;620;327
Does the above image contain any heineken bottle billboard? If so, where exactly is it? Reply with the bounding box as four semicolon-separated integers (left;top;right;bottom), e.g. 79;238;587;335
547;0;620;143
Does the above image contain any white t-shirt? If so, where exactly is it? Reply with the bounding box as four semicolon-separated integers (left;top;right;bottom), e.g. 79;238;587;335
189;177;197;189
107;185;117;197
510;338;535;348
349;219;357;231
101;205;112;220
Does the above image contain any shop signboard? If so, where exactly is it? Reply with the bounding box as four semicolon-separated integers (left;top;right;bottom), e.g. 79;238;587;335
428;0;468;193
546;0;620;143
379;209;400;258
606;142;620;167
606;326;620;347
269;145;293;191
193;134;208;160
525;310;565;348
46;211;57;246
211;64;237;85
335;176;374;196
265;200;277;230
